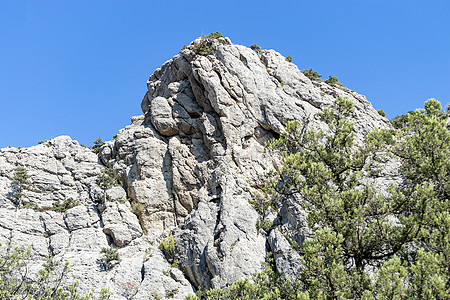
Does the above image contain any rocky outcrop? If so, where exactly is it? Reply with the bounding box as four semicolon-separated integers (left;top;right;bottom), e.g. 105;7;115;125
0;36;392;299
0;137;193;299
99;36;391;291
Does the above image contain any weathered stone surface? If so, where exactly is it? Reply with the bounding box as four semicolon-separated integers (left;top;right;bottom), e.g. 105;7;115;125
0;136;188;298
0;136;101;209
0;36;395;299
102;36;390;291
268;228;302;282
102;201;143;246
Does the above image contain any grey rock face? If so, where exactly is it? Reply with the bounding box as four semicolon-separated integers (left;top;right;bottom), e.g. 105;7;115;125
0;137;193;299
100;36;391;290
0;136;100;209
1;36;393;298
102;201;143;247
268;228;302;282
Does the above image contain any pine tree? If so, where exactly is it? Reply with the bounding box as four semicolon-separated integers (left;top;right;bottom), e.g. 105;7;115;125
92;137;104;154
185;98;449;299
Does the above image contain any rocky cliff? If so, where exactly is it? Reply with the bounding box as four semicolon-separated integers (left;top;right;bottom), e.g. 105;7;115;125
0;36;390;299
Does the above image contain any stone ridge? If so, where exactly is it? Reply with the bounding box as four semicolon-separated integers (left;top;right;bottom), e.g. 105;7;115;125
0;36;391;299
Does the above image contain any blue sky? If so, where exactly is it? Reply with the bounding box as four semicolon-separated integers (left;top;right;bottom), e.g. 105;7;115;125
1;0;449;148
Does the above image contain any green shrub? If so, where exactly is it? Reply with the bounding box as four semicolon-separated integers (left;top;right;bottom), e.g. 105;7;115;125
52;198;79;213
324;75;341;86
130;202;144;215
391;111;415;129
12;166;29;208
166;288;179;298
96;168;119;204
302;68;322;81
159;233;178;266
250;44;261;52
22;200;39;211
377;109;386;117
185;259;297;300
92;137;104;154
256;217;273;233
101;246;120;263
192;32;227;56
285;56;292;63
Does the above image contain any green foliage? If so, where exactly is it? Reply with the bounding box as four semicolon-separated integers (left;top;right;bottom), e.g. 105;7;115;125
159;233;178;267
250;44;261;52
96;167;118;190
194;98;449;299
52;198;80;213
185;258;301;300
12;166;30;208
256;216;273;233
96;167;119;204
391;110;415;129
285;56;292;63
166;288;179;298
262;97;449;298
100;246;120;263
302;68;322;81
91;137;104;154
130;202;144;215
22;200;39;211
377;109;386;117
324;75;341;86
0;243;111;299
192;32;227;56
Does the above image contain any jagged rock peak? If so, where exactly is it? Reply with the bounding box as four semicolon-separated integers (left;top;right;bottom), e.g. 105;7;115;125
98;35;391;291
142;34;389;141
0;35;393;299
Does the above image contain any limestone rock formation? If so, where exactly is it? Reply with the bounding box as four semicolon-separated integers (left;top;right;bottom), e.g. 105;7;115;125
0;36;392;299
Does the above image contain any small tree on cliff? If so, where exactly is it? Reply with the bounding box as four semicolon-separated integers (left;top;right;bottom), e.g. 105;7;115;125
92;137;104;154
96;167;119;204
12;166;30;208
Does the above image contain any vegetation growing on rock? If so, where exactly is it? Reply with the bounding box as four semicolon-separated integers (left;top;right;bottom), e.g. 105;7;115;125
11;166;29;208
192;32;227;56
188;98;449;299
91;137;104;154
377;108;386;117
101;246;121;263
52;197;80;213
302;68;322;81
159;233;178;267
324;75;341;86
96;167;119;204
0;243;111;299
250;44;261;52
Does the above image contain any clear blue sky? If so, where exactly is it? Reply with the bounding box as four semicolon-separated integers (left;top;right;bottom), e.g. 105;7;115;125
1;0;449;148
